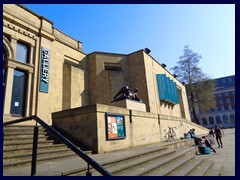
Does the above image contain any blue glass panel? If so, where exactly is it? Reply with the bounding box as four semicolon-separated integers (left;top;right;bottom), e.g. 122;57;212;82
10;70;26;115
16;42;29;64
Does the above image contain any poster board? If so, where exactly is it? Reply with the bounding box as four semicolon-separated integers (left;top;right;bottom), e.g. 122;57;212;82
105;113;126;140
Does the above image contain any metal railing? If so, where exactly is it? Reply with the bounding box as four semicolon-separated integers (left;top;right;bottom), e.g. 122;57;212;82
3;115;112;176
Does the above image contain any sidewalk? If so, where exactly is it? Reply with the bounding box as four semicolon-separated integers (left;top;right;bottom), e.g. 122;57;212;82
3;128;235;176
206;128;235;176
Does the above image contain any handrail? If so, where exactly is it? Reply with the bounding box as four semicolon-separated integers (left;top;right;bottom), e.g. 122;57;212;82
3;115;112;176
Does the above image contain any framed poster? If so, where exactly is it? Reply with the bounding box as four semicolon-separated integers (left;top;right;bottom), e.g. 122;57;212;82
105;113;126;140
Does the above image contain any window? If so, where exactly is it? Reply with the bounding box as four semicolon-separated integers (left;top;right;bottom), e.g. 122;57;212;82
10;70;27;116
225;92;229;96
232;91;235;95
202;117;208;125
223;115;229;123
228;104;232;110
219;99;223;104
230;114;235;123
221;105;225;111
216;116;222;124
209;116;214;124
104;62;122;71
218;93;222;98
221;78;226;84
226;98;231;103
16;42;29;64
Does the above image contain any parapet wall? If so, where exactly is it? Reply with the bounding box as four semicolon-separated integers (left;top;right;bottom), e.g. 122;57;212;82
52;103;208;153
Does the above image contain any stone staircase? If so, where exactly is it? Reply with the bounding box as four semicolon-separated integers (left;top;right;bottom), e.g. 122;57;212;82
3;125;91;169
59;143;218;176
3;125;222;176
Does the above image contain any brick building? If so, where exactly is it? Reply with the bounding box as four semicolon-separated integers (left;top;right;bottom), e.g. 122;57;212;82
189;75;235;129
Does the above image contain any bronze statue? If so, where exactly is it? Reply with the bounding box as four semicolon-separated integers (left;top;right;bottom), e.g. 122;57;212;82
111;86;142;103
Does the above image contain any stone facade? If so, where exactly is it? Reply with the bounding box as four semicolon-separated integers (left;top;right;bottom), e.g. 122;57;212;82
3;4;87;124
52;104;207;153
3;4;209;152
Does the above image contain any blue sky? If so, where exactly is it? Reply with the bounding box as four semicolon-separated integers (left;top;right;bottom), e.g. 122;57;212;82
23;4;235;79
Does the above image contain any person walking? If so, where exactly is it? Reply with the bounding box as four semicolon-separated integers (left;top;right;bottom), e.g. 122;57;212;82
214;125;223;148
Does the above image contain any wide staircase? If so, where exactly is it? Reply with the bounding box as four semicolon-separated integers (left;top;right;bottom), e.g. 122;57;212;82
3;125;91;169
3;124;221;176
58;141;219;176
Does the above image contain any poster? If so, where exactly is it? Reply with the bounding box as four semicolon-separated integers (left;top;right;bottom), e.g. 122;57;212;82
106;113;126;140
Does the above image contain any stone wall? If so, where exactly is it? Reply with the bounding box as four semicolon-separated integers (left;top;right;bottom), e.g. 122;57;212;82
52;103;209;154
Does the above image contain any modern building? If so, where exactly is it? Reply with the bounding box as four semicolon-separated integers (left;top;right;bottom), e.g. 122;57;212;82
3;4;209;153
189;75;235;129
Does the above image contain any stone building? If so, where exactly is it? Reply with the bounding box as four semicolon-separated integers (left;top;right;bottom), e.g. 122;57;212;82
3;4;208;153
190;75;235;129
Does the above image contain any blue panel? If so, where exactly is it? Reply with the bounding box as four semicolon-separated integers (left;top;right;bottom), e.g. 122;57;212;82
156;74;179;105
170;80;175;104
164;76;171;102
156;74;166;101
174;82;179;104
40;47;50;93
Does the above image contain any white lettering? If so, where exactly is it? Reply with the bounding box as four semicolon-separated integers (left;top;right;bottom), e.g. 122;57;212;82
41;48;50;84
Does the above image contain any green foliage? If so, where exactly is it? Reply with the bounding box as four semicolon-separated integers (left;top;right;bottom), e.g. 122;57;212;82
171;45;216;124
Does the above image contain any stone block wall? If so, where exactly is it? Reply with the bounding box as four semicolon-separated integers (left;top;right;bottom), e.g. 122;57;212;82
52;104;208;154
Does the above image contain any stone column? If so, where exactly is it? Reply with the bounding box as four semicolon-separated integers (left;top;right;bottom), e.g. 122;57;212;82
3;67;14;115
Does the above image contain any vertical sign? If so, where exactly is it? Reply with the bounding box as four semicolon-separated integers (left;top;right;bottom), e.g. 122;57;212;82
106;113;126;140
40;47;50;93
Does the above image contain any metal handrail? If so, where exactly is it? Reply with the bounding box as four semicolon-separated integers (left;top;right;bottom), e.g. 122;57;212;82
3;115;112;176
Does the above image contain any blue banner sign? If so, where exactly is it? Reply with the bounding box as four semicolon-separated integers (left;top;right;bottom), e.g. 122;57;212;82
40;47;50;93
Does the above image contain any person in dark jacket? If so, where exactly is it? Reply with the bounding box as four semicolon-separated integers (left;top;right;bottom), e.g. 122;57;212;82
214;125;223;148
209;128;214;137
201;136;216;153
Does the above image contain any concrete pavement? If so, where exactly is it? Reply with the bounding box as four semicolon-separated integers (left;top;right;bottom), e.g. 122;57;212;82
3;128;235;176
205;128;235;176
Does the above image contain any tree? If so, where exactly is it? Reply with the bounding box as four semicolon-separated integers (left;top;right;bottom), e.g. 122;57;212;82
170;45;215;125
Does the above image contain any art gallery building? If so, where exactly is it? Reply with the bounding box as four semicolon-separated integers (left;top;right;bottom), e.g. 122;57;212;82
3;4;208;153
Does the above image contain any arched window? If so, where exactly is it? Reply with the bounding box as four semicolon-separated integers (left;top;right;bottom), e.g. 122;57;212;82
209;116;214;124
223;115;229;123
216;116;222;124
230;114;235;123
202;117;208;125
3;36;30;117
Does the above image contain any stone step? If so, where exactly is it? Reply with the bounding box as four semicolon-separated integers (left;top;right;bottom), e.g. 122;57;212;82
142;155;196;176
204;163;222;176
4;143;67;154
4;146;71;159
3;125;44;130
68;148;177;176
121;147;196;176
3;125;92;169
3;141;62;151
4;134;47;140
3;151;78;168
60;146;169;176
187;157;214;176
3;138;55;146
167;156;205;176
